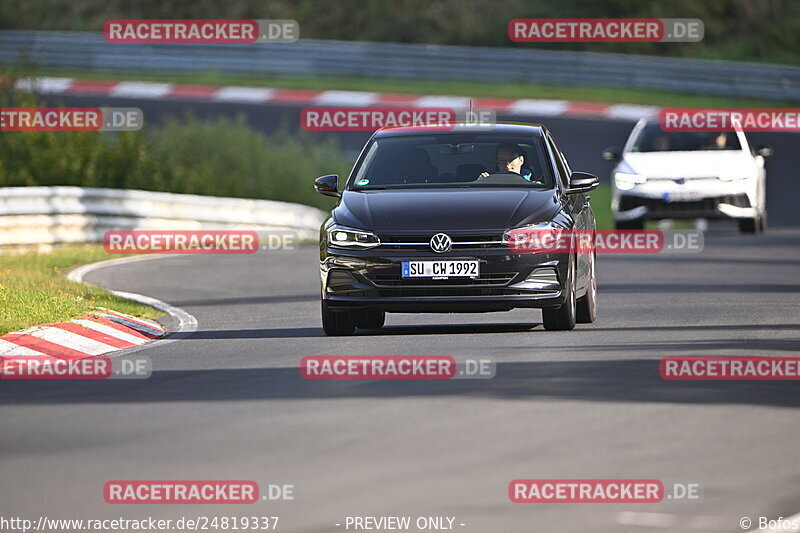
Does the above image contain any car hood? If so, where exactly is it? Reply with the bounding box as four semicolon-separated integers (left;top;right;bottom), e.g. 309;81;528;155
623;151;759;179
334;188;560;232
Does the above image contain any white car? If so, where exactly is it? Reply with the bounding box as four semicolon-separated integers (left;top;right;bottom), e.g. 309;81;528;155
603;118;771;233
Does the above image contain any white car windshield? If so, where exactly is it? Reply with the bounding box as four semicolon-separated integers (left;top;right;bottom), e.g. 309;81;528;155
630;123;742;152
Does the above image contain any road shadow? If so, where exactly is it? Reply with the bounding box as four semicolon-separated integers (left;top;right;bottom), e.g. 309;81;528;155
2;358;799;408
179;322;542;340
601;282;800;293
168;293;319;307
175;321;800;340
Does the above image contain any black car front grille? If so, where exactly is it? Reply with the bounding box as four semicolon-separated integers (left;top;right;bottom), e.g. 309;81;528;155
377;233;504;251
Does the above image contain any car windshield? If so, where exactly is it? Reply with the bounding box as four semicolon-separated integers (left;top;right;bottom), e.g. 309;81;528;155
630;123;742;152
349;135;555;189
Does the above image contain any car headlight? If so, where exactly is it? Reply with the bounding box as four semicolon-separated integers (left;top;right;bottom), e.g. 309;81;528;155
614;172;647;191
502;221;567;244
327;225;380;248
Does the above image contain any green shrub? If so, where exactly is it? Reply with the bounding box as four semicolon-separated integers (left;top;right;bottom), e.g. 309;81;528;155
0;92;350;210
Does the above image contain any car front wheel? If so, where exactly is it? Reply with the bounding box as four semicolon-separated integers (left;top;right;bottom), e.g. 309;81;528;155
542;256;577;331
739;213;766;234
356;310;386;330
576;251;597;323
321;300;356;336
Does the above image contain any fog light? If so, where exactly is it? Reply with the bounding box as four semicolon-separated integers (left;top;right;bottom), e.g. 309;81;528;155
509;267;560;291
326;269;361;292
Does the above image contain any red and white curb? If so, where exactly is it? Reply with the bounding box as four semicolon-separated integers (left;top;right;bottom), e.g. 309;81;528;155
0;255;198;373
0;308;166;367
12;76;660;121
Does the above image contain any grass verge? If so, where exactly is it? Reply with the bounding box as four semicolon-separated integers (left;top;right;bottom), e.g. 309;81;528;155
590;185;613;230
0;245;163;336
17;68;800;109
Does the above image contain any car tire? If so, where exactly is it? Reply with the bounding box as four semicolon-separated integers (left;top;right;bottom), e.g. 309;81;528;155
355;310;386;330
738;215;765;235
615;218;644;230
543;255;577;331
576;251;597;324
321;300;356;336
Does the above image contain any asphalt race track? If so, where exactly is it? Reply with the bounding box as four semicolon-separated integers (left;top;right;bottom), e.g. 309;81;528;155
2;228;800;532
2;92;799;532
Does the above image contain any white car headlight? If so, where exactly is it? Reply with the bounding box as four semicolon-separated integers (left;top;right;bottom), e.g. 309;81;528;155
327;225;380;248
614;172;647;191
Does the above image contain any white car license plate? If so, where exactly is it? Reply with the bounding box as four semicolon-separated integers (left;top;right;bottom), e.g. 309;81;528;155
401;260;479;278
664;191;703;202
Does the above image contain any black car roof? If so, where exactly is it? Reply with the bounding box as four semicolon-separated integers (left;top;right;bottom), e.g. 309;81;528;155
372;122;547;138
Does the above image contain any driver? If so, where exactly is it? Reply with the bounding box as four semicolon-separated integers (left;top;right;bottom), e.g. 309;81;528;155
478;143;536;181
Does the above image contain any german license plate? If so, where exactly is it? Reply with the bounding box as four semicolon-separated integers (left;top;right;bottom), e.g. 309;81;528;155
663;191;703;202
401;260;479;278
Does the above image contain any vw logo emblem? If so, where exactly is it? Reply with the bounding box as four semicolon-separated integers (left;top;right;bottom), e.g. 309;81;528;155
430;233;452;253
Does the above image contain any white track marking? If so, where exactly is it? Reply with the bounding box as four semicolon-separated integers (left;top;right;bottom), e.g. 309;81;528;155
14;76;74;94
109;82;174;99
413;95;472;108
314;90;378;106
27;327;117;356
508;99;569;116
0;339;47;357
72;319;149;345
213;87;276;103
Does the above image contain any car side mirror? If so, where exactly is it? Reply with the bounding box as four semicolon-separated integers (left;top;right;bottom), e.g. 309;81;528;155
314;174;341;198
755;144;773;157
565;172;600;194
602;146;622;161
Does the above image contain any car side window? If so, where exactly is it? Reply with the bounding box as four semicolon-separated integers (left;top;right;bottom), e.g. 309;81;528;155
558;148;572;178
546;134;569;189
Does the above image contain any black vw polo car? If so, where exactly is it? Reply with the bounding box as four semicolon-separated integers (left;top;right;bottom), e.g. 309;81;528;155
314;123;599;335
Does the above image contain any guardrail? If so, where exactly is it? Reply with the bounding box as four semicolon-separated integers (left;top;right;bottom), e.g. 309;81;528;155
1;30;799;101
0;186;326;247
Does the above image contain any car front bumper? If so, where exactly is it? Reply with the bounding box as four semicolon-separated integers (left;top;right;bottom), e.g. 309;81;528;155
613;178;758;221
321;246;569;313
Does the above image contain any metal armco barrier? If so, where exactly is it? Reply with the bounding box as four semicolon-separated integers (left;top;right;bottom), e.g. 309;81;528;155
1;30;799;101
0;186;326;246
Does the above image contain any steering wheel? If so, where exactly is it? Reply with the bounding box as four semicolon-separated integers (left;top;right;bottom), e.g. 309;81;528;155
477;170;528;181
